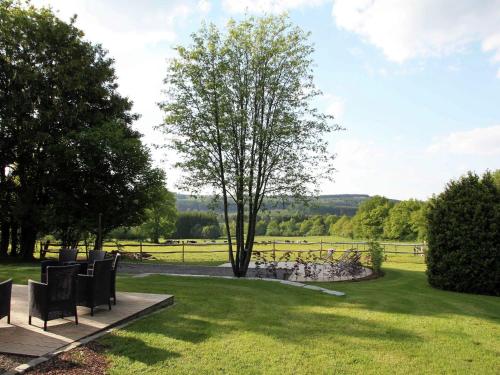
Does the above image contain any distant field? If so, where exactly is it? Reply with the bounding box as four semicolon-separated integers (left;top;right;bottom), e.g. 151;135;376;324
39;235;426;266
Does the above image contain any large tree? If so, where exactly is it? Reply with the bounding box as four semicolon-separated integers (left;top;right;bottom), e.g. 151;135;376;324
351;196;394;239
160;15;338;276
0;2;160;257
383;199;425;240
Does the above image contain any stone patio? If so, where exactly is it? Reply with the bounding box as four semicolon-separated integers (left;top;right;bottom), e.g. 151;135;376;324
0;284;174;357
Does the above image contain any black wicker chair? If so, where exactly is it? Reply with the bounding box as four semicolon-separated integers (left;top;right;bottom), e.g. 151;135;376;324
41;248;78;283
110;253;121;305
0;279;12;324
78;250;106;275
29;264;79;331
77;258;113;315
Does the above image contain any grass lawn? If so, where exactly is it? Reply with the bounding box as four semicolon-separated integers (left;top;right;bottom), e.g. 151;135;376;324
1;261;498;374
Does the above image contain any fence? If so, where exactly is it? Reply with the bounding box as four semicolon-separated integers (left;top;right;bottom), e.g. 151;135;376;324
38;239;426;264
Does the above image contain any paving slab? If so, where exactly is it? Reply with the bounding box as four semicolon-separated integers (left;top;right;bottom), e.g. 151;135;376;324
0;284;173;357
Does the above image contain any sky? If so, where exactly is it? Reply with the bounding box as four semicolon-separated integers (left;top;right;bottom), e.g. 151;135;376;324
32;0;500;200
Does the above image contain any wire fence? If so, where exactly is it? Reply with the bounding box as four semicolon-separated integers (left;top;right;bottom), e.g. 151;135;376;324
37;239;427;264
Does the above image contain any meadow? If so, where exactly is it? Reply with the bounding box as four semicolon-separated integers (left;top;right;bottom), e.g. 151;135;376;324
39;235;426;266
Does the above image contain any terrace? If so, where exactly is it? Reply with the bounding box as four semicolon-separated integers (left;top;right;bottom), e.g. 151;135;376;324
0;284;173;357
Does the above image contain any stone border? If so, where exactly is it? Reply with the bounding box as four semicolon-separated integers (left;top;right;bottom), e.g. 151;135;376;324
4;296;174;375
131;272;346;296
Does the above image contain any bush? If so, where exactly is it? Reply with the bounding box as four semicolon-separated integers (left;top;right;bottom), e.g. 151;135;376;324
201;225;221;239
367;240;384;275
426;171;500;296
108;226;145;241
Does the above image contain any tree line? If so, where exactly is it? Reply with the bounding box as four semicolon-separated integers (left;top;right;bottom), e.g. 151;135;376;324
248;196;427;241
107;195;427;242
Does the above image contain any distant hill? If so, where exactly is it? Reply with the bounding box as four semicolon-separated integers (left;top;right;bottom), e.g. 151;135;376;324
175;193;374;217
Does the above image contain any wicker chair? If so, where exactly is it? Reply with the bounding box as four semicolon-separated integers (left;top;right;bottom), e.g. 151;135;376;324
41;248;78;283
77;258;113;315
79;250;106;275
110;253;121;305
29;264;79;331
0;279;12;324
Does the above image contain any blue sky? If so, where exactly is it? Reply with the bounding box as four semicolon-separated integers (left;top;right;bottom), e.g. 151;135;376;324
33;0;500;199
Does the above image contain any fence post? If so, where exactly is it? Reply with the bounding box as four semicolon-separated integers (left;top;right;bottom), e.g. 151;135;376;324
272;240;276;260
320;239;323;258
182;241;185;263
139;241;143;262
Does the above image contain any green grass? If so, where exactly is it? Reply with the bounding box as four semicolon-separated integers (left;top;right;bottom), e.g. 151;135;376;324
2;261;497;374
38;235;426;266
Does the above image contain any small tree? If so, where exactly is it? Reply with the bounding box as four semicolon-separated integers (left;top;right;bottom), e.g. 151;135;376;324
367;240;384;275
139;183;177;243
255;220;268;235
160;15;338;276
265;220;281;236
426;171;500;296
201;224;221;239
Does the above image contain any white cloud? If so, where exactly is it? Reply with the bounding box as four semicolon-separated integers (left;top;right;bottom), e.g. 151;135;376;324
222;0;327;14
427;125;500;156
324;133;498;199
324;138;436;199
197;0;212;13
332;0;500;77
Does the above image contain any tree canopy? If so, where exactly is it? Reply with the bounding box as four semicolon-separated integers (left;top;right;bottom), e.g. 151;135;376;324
0;1;165;257
160;15;339;276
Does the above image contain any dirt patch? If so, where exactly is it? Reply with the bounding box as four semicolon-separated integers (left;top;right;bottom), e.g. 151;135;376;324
0;353;32;373
26;341;108;375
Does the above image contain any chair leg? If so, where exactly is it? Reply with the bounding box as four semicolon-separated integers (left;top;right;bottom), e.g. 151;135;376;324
44;321;47;331
75;307;78;325
7;313;10;324
28;316;31;325
108;300;112;310
90;307;93;316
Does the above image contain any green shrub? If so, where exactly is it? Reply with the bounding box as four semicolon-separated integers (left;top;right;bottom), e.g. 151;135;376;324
201;225;221;239
426;171;500;296
368;240;384;275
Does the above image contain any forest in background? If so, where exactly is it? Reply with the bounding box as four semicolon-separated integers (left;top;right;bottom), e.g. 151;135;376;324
110;195;427;242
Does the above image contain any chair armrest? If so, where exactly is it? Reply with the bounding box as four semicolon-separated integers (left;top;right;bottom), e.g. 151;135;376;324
28;279;47;314
61;261;78;266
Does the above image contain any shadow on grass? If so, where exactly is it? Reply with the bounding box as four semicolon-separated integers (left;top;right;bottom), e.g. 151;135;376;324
108;265;500;365
101;335;181;365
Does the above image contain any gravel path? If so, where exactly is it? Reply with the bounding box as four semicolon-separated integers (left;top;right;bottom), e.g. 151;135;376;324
118;262;289;279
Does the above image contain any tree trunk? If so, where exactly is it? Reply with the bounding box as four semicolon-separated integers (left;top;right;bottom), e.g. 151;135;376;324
10;221;18;257
20;223;37;260
0;221;9;257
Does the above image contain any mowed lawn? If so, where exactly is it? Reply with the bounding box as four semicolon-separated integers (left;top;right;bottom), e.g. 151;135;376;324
1;262;498;374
